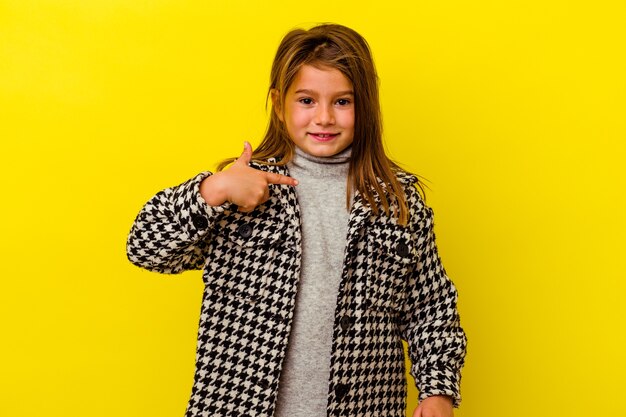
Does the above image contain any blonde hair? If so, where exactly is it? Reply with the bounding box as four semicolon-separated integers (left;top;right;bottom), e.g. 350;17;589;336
218;23;423;225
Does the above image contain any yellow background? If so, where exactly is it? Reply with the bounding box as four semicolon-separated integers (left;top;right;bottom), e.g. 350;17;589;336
1;1;624;416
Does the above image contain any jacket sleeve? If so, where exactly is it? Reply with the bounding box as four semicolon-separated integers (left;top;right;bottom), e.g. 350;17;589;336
126;171;229;274
398;193;467;407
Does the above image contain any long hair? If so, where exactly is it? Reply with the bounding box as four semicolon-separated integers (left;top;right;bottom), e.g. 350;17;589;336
217;23;422;225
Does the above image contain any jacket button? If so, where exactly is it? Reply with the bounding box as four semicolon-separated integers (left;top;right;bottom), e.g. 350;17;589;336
396;242;410;258
340;315;352;331
259;379;270;390
238;223;253;238
335;383;349;399
192;214;208;229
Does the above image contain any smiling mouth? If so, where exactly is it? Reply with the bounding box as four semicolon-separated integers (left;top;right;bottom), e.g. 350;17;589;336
309;133;339;141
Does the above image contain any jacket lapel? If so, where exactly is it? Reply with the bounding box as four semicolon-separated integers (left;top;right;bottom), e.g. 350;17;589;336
263;159;372;239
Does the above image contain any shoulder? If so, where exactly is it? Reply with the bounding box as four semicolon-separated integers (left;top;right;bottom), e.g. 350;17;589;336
248;157;287;174
390;168;434;228
394;168;419;187
391;168;422;205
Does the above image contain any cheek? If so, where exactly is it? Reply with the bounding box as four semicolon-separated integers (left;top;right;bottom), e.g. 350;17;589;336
286;108;309;129
341;109;355;129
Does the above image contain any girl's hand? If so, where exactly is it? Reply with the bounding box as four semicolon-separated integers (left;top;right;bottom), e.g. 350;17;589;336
200;141;298;212
412;395;454;417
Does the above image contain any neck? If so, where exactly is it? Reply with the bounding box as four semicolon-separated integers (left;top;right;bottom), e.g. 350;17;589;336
287;146;352;178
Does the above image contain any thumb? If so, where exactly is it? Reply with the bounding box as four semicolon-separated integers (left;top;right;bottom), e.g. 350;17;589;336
236;141;253;165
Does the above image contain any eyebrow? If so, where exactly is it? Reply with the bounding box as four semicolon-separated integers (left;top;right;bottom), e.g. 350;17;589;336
294;89;354;96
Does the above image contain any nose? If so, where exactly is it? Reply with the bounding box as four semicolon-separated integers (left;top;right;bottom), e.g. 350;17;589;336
314;103;335;126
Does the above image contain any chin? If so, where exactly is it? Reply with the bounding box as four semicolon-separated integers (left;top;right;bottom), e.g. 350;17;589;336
309;143;350;157
310;148;335;156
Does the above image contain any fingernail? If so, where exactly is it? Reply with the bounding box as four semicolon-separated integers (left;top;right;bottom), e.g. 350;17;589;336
293;179;299;185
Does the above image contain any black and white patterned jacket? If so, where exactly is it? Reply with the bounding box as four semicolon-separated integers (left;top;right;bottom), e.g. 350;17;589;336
126;159;467;417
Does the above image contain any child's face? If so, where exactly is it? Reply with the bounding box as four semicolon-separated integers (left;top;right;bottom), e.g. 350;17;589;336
277;64;355;157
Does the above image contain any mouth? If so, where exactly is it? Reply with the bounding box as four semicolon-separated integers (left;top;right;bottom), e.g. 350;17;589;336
308;132;339;142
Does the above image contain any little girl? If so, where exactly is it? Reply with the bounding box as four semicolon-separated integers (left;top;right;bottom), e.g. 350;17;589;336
127;23;466;417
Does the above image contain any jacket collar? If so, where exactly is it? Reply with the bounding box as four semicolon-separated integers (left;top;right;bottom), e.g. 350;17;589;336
251;157;415;232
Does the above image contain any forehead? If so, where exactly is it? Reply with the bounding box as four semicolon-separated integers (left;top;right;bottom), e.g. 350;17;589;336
288;64;353;93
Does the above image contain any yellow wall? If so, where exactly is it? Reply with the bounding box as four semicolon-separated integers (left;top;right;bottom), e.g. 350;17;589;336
1;1;624;416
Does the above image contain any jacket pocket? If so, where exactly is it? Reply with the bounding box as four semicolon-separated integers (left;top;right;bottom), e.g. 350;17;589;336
365;224;415;312
202;210;288;302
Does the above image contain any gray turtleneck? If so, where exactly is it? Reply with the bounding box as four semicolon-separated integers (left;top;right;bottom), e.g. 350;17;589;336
273;146;352;417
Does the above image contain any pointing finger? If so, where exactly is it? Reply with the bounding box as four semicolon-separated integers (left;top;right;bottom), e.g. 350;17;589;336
264;171;298;186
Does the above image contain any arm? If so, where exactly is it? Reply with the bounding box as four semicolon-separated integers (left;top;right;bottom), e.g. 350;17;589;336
126;171;229;274
126;143;298;274
398;191;467;408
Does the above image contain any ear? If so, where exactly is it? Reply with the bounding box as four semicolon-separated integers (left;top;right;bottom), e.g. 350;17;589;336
270;88;284;122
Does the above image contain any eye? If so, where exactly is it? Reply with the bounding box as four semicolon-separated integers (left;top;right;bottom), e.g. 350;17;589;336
336;98;351;106
298;97;313;105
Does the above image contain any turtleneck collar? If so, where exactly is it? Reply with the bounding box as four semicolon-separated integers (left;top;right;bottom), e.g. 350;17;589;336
287;145;352;178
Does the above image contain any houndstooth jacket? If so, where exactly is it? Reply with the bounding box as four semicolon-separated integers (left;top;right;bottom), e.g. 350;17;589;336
126;158;467;417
